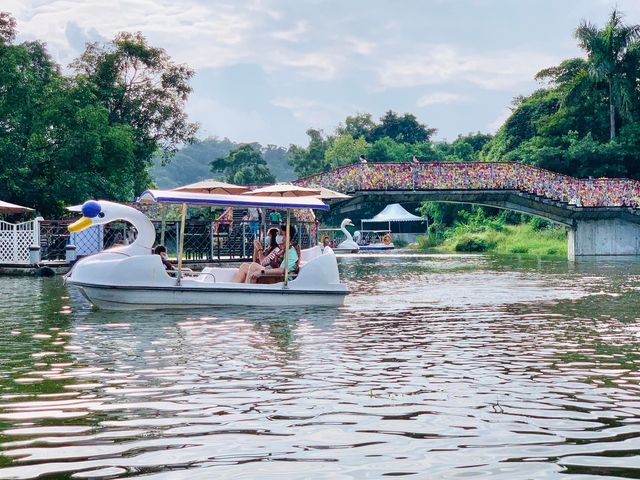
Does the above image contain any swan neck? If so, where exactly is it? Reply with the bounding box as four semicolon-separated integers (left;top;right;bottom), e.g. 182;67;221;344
116;207;156;255
341;223;353;242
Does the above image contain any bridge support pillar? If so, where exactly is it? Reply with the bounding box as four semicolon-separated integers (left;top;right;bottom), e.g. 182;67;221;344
568;218;640;260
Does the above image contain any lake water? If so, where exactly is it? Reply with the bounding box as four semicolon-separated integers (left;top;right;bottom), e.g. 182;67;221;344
2;253;640;479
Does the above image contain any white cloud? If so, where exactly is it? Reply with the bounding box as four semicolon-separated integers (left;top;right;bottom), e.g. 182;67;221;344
187;94;270;144
270;51;345;80
272;20;307;42
377;45;558;91
344;36;376;56
487;108;512;132
417;92;467;107
271;96;347;127
7;0;355;80
3;0;592;145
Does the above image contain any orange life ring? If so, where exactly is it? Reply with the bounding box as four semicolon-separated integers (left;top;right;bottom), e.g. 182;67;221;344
383;234;392;245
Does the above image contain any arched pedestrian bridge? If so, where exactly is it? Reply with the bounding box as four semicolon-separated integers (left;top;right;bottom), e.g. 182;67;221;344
297;162;640;259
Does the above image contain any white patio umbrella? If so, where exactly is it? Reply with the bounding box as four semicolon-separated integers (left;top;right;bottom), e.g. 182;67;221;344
163;180;250;245
243;184;321;197
0;200;34;214
172;179;250;195
243;185;322;250
316;187;351;200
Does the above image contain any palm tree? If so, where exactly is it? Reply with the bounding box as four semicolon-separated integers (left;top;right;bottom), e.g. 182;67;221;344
575;9;640;139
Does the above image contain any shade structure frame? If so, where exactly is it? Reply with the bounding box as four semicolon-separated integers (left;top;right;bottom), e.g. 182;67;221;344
138;189;330;211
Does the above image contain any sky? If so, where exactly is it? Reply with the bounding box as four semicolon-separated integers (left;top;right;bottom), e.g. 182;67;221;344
5;0;639;146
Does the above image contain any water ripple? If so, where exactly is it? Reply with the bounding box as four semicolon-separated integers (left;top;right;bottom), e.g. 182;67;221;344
1;255;640;478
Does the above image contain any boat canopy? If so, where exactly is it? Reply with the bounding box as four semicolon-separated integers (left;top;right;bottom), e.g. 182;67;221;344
138;189;330;211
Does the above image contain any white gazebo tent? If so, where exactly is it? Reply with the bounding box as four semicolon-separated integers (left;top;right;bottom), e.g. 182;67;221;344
361;204;426;242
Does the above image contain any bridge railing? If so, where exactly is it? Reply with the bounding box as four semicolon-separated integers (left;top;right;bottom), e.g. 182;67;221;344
297;162;640;209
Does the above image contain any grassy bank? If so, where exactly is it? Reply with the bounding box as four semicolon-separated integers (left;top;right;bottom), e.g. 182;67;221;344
416;221;567;257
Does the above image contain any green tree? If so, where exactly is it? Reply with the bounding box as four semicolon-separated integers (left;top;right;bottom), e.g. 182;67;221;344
335;113;375;140
437;133;492;161
210;144;275;185
574;9;640;139
367;136;408;162
324;134;368;168
0;14;192;216
150;138;295;189
0;18;65;214
370;110;437;144
262;144;295;181
288;128;331;177
72;31;198;193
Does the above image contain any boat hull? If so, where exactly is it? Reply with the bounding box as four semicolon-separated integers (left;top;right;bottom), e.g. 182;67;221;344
332;248;359;254
72;282;348;310
66;245;348;311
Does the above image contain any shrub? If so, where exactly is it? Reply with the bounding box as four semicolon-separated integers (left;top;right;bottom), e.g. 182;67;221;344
416;232;444;249
530;217;550;231
510;246;529;254
454;235;494;252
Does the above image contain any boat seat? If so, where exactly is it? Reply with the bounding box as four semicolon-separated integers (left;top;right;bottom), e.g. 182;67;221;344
255;244;301;284
255;271;298;284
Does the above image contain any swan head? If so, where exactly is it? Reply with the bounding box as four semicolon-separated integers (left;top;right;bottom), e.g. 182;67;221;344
341;218;355;228
68;200;132;232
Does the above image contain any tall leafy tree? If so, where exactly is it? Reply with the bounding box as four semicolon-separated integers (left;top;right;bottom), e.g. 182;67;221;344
0;15;65;213
0;14;195;215
288;128;331;177
335;113;376;140
72;32;198;192
574;9;640;139
370;110;437;144
324;134;369;168
210;144;275;185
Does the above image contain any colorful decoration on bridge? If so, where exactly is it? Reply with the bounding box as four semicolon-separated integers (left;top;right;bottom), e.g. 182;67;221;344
297;162;640;209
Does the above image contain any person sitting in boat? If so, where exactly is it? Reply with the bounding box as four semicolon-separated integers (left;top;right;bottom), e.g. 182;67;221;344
153;245;175;272
252;227;279;263
321;234;331;251
232;226;299;283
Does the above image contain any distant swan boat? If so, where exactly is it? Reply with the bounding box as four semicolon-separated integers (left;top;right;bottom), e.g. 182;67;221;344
355;230;395;251
319;218;359;254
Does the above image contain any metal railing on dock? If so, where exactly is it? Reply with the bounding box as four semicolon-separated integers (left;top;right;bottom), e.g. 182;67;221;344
0;218;317;265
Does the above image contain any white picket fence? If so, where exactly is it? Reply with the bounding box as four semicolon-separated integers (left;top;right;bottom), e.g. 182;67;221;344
0;219;40;264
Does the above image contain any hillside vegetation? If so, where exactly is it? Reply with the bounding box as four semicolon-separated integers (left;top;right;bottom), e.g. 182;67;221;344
151;138;295;188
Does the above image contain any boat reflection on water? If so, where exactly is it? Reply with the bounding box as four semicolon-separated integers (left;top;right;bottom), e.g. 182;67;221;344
71;304;341;365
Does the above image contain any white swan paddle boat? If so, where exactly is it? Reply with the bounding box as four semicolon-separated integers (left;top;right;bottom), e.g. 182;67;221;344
354;230;395;251
319;218;360;254
65;190;348;310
